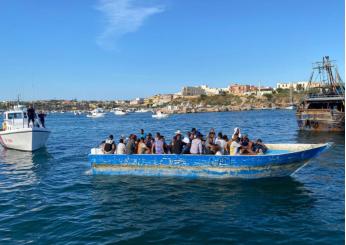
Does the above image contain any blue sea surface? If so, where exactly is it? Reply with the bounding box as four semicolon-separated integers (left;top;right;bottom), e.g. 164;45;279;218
0;110;344;244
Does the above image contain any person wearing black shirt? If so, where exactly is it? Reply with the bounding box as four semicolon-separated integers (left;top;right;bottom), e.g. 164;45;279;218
171;134;184;154
38;111;46;128
103;135;116;154
27;105;36;128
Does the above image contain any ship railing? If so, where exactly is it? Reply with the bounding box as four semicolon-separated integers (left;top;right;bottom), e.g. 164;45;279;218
297;108;343;113
307;94;345;99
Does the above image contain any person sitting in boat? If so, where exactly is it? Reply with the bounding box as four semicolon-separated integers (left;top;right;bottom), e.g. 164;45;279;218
27;105;36;128
103;135;116;154
145;133;154;154
222;134;230;154
38;111;46;128
205;131;217;154
171;133;184;154
190;133;203;154
232;127;241;140
252;139;268;154
215;132;227;155
137;137;149;154
239;134;256;155
116;138;126;154
126;134;136;154
229;134;241;156
182;132;191;154
152;134;165;154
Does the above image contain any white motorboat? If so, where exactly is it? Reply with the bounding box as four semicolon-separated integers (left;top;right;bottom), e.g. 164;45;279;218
113;109;128;116
74;110;83;115
86;108;105;118
135;109;150;113
0;105;50;151
152;111;169;119
285;105;296;110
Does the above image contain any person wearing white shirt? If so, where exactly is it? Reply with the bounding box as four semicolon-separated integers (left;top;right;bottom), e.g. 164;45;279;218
117;138;126;154
215;132;227;155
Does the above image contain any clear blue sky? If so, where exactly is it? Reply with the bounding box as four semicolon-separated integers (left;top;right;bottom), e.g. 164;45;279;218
0;0;344;100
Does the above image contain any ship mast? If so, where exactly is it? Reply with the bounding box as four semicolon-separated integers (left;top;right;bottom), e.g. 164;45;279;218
307;56;345;98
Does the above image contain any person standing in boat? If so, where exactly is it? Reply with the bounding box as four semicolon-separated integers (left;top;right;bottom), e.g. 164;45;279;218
103;135;116;154
38;111;46;128
27;105;36;128
139;129;146;139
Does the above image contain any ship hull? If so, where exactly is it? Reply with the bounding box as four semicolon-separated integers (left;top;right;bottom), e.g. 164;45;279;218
296;109;345;132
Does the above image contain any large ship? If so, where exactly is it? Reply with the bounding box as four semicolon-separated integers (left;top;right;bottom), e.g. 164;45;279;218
296;56;345;131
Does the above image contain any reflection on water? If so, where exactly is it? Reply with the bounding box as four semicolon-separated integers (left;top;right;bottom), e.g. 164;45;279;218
296;130;344;144
87;176;315;243
0;147;52;187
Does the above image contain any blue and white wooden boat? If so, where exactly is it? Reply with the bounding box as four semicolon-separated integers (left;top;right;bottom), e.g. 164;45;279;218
88;143;331;179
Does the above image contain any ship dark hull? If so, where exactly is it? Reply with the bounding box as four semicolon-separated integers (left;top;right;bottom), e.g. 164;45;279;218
296;109;345;132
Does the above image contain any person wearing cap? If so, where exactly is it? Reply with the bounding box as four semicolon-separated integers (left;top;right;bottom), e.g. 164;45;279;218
182;132;191;154
190;133;203;154
103;135;116;154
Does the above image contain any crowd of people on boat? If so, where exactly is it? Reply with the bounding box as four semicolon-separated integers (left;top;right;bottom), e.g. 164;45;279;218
100;128;268;156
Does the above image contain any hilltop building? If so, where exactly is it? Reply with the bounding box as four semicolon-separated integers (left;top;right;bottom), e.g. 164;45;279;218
181;85;228;96
229;84;257;95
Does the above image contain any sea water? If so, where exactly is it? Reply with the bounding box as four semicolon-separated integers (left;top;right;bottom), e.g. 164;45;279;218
0;110;344;244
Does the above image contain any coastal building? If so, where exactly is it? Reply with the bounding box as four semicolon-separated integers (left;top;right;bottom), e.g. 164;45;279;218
182;86;206;96
115;100;130;105
182;85;229;97
256;87;274;96
276;81;321;91
229;84;257;95
130;98;144;105
200;85;223;95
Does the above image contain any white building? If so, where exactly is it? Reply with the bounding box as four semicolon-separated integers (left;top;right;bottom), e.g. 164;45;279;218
181;85;227;96
200;85;222;95
276;81;321;91
130;97;144;105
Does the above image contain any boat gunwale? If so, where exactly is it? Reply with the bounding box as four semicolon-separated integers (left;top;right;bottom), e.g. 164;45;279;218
89;143;331;158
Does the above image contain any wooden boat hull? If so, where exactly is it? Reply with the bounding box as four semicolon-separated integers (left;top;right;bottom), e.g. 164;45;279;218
296;110;344;132
89;143;330;179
